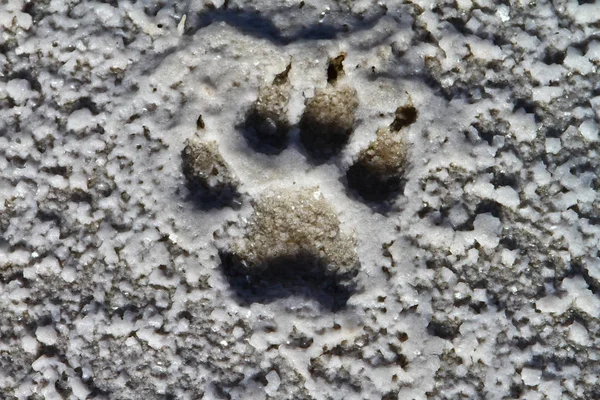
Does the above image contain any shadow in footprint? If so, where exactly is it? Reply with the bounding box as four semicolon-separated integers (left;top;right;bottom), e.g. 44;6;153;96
239;111;290;155
219;251;355;312
185;4;387;45
299;120;354;162
345;165;408;204
237;121;289;155
184;186;242;211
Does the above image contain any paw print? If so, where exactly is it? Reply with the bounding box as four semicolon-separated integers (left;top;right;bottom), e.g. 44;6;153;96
181;54;417;310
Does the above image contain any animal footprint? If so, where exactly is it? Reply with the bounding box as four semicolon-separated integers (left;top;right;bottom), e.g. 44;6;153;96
182;54;417;309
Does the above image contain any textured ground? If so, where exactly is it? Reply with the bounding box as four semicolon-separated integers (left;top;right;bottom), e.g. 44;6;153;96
1;0;599;399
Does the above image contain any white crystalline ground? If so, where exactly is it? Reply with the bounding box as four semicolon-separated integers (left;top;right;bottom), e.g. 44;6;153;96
0;0;599;399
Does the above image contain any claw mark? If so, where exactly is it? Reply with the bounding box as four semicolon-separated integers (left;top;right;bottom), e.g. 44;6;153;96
196;114;205;130
327;53;346;84
390;103;418;132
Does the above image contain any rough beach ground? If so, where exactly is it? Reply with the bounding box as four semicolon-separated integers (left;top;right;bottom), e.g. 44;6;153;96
1;0;600;399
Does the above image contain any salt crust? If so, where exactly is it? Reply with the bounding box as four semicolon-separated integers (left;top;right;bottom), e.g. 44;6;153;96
0;0;598;399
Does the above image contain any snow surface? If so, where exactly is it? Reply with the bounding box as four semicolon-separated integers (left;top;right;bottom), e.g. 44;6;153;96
0;0;599;399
